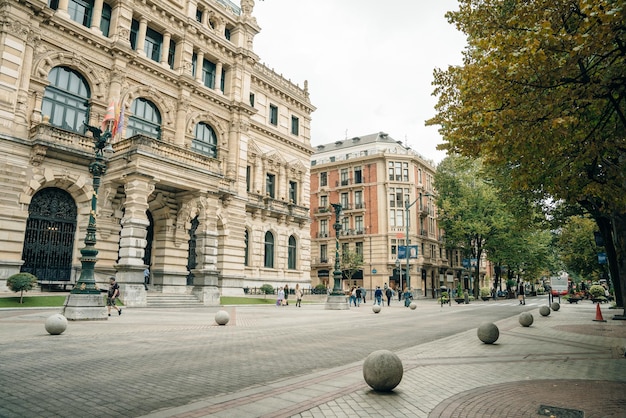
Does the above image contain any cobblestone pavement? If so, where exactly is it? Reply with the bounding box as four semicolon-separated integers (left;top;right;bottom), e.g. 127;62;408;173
0;297;625;417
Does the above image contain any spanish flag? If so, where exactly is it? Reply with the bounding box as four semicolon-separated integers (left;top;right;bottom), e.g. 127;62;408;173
101;100;116;131
112;102;124;138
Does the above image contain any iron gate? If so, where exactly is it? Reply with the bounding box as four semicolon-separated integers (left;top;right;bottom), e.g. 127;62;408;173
21;188;77;283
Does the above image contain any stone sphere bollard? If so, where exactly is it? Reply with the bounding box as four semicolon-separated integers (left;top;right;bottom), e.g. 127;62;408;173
477;322;499;344
45;314;68;335
539;305;551;317
519;312;534;327
409;302;417;310
363;350;403;392
215;310;230;326
551;302;560;311
372;304;381;314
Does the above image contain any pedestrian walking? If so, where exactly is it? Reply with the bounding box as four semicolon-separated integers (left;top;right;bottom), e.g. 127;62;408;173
517;281;525;305
276;287;285;306
385;287;393;306
143;267;150;291
295;284;303;307
349;286;357;307
374;286;383;305
403;287;412;307
360;286;367;303
283;284;289;306
107;276;122;316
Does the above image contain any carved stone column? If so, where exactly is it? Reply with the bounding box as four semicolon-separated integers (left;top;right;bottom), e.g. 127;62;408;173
115;175;153;306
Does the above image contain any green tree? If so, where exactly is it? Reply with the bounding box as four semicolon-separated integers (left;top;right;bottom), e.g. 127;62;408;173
558;216;605;282
435;155;509;297
428;0;626;315
341;248;364;286
7;273;38;304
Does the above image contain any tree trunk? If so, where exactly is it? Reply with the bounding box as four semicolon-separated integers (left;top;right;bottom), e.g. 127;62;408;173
595;214;625;318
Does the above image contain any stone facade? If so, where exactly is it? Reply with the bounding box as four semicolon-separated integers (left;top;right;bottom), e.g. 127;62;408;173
0;0;314;305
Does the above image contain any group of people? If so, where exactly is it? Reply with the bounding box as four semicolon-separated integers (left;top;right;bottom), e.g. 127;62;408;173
276;284;303;307
348;286;368;307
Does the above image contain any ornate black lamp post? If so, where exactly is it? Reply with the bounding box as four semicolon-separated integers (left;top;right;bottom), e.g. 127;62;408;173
325;203;349;309
63;125;113;320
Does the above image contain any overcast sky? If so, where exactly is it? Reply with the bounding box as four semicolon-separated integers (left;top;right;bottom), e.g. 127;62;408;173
252;0;467;164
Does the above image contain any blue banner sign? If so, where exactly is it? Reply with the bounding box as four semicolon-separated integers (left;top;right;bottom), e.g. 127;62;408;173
398;245;418;259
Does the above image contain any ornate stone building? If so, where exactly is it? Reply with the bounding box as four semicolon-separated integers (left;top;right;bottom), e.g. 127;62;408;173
0;0;314;305
310;133;470;298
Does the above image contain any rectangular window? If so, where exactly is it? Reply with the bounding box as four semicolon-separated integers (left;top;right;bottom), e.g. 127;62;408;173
395;162;402;181
249;93;255;107
341;243;349;260
291;116;299;136
418;168;422;184
355;216;364;232
225;27;231;41
145;27;163;62
167;40;176;69
68;0;92;27
320;172;327;187
320;195;328;208
100;3;112;36
388;161;394;181
354;166;362;183
320;219;328;235
246;166;251;192
269;104;278;125
403;162;409;182
202;59;216;89
320;244;328;262
355;191;363;208
196;9;202;22
355;242;364;258
341;217;349;232
340;193;349;209
340;169;349;186
265;173;275;198
289;181;297;203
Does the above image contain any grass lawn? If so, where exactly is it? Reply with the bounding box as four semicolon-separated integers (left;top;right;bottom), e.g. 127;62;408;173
0;295;68;308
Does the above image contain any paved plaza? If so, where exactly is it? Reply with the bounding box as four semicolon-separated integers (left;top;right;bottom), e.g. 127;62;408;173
1;296;625;417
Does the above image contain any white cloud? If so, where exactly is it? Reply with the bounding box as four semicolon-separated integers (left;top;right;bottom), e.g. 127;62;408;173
253;0;466;164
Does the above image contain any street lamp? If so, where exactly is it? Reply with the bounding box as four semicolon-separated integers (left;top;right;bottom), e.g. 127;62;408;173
63;124;113;320
404;197;419;291
325;203;349;309
395;258;402;293
331;203;343;295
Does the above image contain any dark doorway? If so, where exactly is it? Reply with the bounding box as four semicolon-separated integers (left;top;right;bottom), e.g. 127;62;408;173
186;216;199;285
21;188;77;284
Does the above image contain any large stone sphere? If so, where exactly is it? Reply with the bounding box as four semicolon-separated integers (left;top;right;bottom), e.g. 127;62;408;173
363;350;403;392
215;310;230;326
519;312;534;327
477;322;499;344
45;314;68;335
551;302;560;311
539;305;551;317
372;304;381;314
409;302;417;310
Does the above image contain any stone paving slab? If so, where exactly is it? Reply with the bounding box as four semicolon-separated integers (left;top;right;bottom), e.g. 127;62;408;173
1;298;625;417
138;302;626;418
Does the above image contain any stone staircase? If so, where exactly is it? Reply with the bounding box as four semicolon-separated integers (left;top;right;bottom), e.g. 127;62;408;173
146;293;203;308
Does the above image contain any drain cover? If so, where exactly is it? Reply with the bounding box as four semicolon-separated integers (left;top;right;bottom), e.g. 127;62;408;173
538;404;584;418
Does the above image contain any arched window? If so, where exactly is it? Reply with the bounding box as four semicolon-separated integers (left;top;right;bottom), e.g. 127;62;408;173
264;231;274;268
287;235;297;270
42;66;90;134
244;229;249;266
192;122;218;157
127;98;161;139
